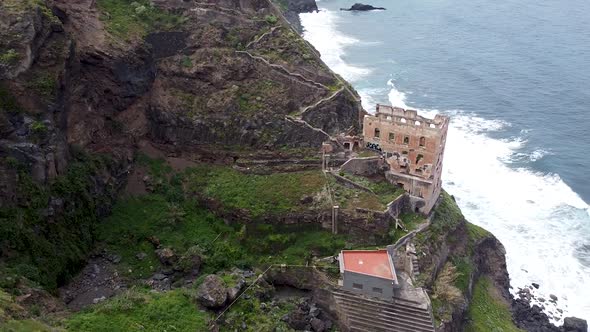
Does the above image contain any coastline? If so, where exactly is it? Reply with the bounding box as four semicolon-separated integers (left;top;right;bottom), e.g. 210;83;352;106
293;0;589;329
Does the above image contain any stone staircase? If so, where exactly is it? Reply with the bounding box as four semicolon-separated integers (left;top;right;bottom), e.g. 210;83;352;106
332;289;435;332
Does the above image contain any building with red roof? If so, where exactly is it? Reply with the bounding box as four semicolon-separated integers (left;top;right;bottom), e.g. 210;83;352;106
338;248;399;300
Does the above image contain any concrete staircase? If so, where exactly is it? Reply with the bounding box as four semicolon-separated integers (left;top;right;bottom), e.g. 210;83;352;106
332;289;435;332
411;255;420;277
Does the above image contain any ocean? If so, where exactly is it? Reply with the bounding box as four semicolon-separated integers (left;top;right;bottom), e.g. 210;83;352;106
300;0;590;322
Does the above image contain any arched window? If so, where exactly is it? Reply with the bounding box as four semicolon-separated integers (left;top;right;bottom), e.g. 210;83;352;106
388;132;395;141
403;136;410;144
400;118;407;123
415;121;421;126
374;128;380;138
419;137;426;147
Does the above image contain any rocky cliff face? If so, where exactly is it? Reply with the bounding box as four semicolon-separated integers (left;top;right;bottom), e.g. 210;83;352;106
0;0;362;290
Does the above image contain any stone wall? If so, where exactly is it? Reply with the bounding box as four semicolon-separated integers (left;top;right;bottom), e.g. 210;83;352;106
339;156;388;177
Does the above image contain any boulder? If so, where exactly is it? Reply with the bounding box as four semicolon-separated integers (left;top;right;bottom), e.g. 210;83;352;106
155;248;176;265
563;317;588;332
310;318;325;332
226;278;246;302
196;275;227;308
176;246;203;274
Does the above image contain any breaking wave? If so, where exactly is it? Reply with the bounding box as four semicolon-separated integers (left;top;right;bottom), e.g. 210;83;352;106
300;10;371;82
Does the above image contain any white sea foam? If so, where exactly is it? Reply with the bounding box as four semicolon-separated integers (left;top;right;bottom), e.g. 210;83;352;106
440;111;590;323
387;79;409;109
300;10;371;82
301;8;590;324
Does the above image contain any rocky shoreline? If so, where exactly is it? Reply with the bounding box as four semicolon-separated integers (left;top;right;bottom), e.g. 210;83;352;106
513;284;587;332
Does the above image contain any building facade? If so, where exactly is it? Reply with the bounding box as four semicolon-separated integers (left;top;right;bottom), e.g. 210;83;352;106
363;105;449;214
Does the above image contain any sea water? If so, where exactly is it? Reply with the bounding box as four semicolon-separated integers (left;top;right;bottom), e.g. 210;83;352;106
301;0;590;322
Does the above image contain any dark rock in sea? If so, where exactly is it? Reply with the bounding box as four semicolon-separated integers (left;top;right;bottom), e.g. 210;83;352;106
563;317;588;332
341;3;386;11
281;0;319;33
533;282;540;289
513;296;588;332
512;298;560;332
287;0;318;13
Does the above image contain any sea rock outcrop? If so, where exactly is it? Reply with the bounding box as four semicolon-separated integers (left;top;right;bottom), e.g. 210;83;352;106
341;3;386;11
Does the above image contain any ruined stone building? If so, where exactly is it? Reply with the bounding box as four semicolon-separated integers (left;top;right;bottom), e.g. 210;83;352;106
363;105;449;214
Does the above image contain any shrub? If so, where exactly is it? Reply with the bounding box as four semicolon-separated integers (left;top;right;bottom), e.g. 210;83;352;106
181;56;192;68
0;49;19;65
264;15;278;25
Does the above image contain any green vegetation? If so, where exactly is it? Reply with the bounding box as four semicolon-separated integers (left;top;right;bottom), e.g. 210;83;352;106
171;89;207;118
0;49;19;65
253;29;322;69
97;155;348;281
467;222;490;241
430;191;463;235
0;319;55;332
432;263;464;324
30;121;46;134
181;56;193;68
452;256;474;293
99;193;347;279
96;0;185;40
0;151;114;290
264;15;278;25
0;85;22;114
186;166;326;218
235;80;285;115
343;173;405;202
222;293;295;331
225;29;244;50
27;72;57;98
389;212;424;243
66;288;209;332
465;277;524;332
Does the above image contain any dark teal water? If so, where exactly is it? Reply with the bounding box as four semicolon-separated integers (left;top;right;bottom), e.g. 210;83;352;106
301;0;590;321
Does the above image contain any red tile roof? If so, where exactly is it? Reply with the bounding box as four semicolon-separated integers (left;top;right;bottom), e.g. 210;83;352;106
341;250;395;280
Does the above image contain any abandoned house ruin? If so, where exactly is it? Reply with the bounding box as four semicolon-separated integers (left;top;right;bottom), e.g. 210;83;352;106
363;104;449;214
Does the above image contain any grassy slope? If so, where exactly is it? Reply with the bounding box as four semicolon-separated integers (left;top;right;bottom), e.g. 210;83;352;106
63;158;350;331
66;289;209;332
185;165;327;218
465;277;523;332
